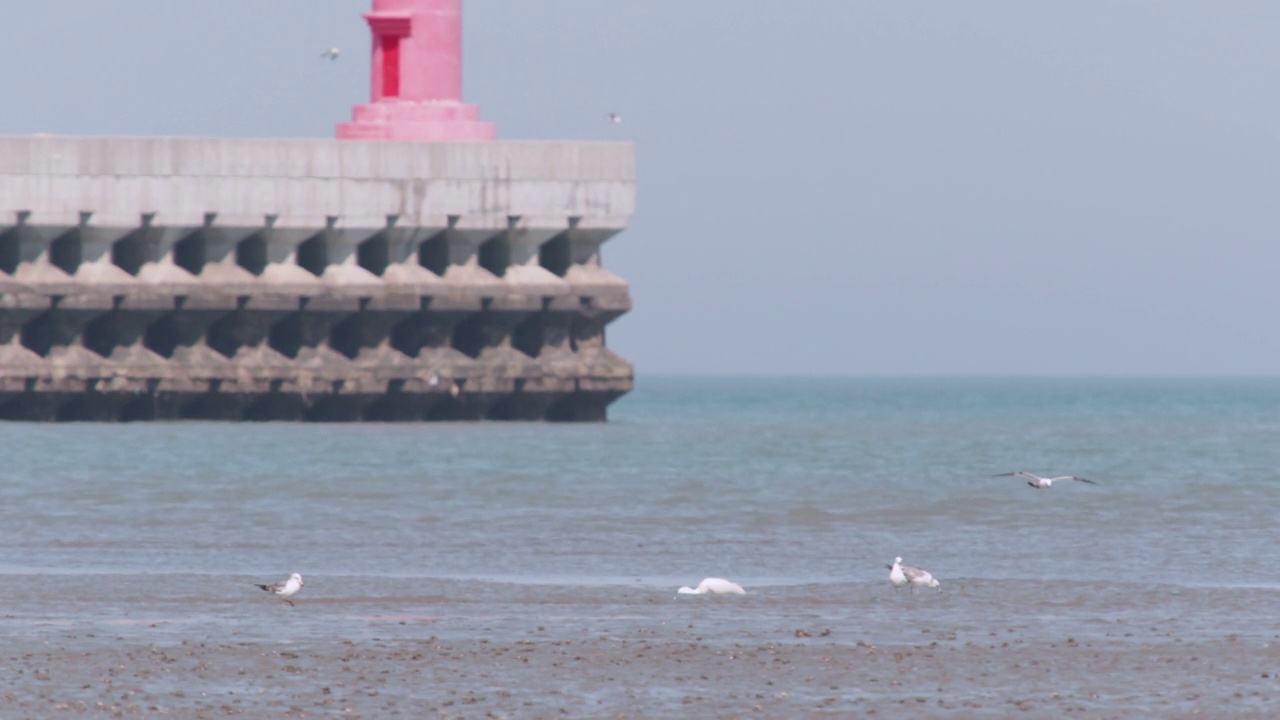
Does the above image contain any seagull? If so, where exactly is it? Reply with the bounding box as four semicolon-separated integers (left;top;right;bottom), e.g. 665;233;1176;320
321;48;341;61
254;573;304;606
606;112;622;124
996;471;1097;490
675;577;745;597
885;557;940;593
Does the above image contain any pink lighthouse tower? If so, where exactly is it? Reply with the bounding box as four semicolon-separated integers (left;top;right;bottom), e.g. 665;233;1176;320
336;0;496;141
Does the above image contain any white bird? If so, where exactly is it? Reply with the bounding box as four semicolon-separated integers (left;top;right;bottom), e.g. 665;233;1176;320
996;471;1098;490
675;577;745;597
885;557;940;593
886;557;908;588
606;112;622;124
321;48;341;61
254;573;304;606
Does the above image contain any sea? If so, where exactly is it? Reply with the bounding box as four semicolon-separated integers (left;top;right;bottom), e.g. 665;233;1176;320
3;376;1279;718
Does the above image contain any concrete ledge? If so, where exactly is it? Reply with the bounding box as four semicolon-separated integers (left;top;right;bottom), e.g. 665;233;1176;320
0;386;630;422
0;136;635;184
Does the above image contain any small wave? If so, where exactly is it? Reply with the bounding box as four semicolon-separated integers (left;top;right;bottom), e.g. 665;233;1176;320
785;507;845;525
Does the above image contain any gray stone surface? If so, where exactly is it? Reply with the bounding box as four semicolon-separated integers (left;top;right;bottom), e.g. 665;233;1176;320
0;136;635;421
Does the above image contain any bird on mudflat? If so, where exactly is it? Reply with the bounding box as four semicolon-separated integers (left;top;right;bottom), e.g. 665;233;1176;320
254;573;304;606
675;577;745;597
321;48;341;61
886;557;941;593
996;471;1097;490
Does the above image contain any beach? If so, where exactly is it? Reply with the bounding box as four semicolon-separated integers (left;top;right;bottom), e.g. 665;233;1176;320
2;377;1279;717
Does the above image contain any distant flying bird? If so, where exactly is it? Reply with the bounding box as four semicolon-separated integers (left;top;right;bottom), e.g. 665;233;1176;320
886;557;941;593
996;471;1098;490
321;48;341;61
676;577;745;597
254;573;304;606
606;112;622;124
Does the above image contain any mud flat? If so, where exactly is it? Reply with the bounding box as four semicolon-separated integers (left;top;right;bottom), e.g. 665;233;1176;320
3;608;1277;718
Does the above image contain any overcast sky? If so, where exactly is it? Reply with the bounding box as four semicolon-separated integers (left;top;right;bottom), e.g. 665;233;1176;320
3;1;1278;375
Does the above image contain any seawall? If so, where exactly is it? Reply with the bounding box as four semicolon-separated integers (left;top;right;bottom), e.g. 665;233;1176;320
0;136;634;421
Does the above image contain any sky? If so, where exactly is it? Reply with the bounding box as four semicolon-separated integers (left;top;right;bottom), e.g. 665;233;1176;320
2;1;1278;375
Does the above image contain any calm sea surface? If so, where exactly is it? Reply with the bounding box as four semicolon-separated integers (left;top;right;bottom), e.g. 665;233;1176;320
4;376;1280;717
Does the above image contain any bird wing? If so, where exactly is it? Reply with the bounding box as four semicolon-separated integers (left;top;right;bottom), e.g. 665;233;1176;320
703;578;731;592
901;566;931;581
1059;476;1097;484
995;471;1041;480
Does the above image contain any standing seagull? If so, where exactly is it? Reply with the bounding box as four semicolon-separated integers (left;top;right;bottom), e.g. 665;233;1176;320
321;48;341;61
254;573;304;606
675;577;745;597
606;112;622;124
885;557;941;593
996;471;1097;490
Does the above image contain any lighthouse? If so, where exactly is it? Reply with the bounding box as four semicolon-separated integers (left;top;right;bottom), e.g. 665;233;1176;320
337;0;496;141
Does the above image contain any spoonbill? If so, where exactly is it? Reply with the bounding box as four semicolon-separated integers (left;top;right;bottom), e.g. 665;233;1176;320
675;577;745;597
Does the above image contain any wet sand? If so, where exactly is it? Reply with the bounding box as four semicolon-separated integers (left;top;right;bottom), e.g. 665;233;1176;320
4;601;1278;719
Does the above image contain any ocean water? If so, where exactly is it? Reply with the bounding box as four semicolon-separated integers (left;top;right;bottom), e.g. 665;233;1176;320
4;376;1280;717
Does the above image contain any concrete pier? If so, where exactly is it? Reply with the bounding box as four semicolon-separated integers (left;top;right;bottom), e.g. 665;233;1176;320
0;0;635;421
0;136;634;421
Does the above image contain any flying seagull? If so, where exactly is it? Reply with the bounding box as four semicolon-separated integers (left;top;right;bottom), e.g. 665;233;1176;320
996;471;1097;490
254;573;304;606
675;577;745;597
321;48;341;61
886;557;941;593
606;112;622;124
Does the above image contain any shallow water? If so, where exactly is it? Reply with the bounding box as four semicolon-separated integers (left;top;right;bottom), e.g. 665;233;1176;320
3;376;1280;717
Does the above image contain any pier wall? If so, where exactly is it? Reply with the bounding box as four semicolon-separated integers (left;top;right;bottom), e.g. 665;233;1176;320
0;136;634;421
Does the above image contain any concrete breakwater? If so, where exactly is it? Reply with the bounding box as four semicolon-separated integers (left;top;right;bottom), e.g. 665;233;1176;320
0;136;634;421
